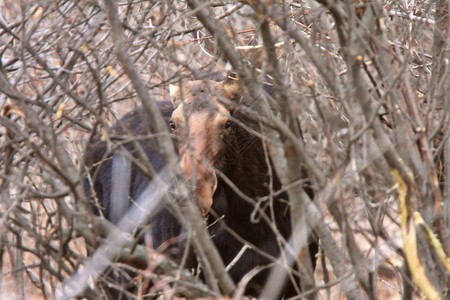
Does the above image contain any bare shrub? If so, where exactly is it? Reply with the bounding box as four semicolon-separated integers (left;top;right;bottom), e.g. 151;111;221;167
0;0;448;299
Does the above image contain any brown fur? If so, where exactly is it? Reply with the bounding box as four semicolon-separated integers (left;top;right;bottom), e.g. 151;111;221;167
170;80;237;214
84;79;317;298
169;79;318;297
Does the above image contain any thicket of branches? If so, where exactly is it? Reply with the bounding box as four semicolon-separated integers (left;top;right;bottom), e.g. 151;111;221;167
0;0;448;299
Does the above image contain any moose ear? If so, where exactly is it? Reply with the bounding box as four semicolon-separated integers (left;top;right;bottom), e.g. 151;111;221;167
169;84;182;108
215;76;240;102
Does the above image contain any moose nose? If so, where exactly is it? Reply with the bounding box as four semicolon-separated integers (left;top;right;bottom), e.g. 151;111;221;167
180;152;217;215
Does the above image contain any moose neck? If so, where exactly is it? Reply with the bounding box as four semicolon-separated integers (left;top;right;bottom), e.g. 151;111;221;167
221;118;284;205
210;119;291;240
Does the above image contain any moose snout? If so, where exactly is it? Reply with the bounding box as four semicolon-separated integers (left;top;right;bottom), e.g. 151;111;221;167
180;151;217;215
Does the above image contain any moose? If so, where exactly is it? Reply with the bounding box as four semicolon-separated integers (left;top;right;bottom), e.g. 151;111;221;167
83;76;318;298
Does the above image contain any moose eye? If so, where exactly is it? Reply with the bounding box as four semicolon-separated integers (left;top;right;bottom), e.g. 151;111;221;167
224;120;232;129
169;121;176;131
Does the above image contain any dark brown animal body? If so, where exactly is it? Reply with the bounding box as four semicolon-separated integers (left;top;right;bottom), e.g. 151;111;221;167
84;101;182;298
84;101;174;223
84;79;317;298
169;79;317;297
